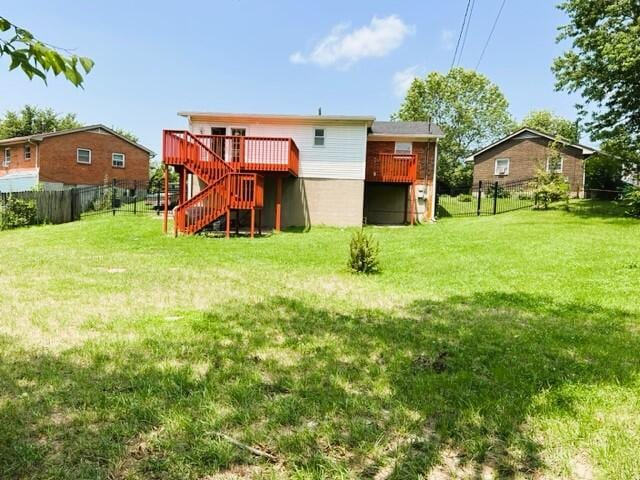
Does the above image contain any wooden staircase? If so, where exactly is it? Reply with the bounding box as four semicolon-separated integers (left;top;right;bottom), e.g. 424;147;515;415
163;130;264;236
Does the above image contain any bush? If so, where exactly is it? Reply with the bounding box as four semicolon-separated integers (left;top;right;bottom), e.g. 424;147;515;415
622;186;640;218
486;183;511;199
0;196;37;230
348;230;380;274
518;192;533;201
530;169;569;209
457;193;472;203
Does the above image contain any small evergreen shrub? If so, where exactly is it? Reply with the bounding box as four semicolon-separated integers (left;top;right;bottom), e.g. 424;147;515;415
0;196;37;230
348;230;380;274
622;186;640;218
457;193;473;203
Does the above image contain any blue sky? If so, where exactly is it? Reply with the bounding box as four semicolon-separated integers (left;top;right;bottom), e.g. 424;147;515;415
1;1;580;157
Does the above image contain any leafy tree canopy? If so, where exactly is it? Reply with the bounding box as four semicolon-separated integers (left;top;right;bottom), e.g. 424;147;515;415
0;105;81;139
0;16;93;86
553;0;640;150
394;67;515;189
0;105;141;147
520;110;579;143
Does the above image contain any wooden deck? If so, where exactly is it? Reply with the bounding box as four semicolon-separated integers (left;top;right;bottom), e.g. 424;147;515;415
365;153;417;183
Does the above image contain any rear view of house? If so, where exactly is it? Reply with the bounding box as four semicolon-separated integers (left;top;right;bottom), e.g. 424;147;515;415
162;112;442;235
468;127;598;195
0;125;153;192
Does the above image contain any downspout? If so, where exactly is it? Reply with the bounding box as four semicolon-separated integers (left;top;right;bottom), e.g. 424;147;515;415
430;138;439;221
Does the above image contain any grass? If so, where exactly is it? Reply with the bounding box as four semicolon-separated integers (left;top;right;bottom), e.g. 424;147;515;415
0;203;639;479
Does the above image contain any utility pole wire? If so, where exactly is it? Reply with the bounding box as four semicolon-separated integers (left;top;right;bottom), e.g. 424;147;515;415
457;0;476;67
450;0;472;71
475;0;508;70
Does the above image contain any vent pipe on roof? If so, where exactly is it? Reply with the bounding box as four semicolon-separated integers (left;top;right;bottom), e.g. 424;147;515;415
318;107;322;116
428;116;432;133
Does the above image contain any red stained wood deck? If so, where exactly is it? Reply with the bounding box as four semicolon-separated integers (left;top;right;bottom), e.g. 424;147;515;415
365;153;417;183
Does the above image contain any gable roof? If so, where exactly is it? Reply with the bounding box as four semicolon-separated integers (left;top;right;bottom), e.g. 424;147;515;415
369;121;444;138
0;124;154;155
467;127;599;160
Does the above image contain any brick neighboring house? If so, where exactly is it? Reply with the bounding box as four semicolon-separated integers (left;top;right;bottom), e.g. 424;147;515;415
468;127;598;195
0;125;153;192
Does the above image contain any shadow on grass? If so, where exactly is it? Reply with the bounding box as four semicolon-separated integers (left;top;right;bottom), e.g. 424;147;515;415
0;292;637;479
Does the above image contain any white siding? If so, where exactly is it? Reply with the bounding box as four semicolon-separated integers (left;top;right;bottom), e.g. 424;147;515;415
189;121;368;180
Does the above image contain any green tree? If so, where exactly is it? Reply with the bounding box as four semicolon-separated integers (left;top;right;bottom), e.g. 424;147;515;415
112;127;139;144
553;0;640;158
394;68;515;190
521;110;579;143
0;16;93;86
149;163;178;192
0;105;81;139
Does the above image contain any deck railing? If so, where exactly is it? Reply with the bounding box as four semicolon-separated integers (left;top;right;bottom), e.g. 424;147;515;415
228;173;264;209
366;153;417;183
195;134;299;176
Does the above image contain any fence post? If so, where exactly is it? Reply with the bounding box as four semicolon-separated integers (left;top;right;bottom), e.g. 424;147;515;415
156;189;161;215
112;178;117;216
133;180;137;215
493;181;499;215
476;180;483;216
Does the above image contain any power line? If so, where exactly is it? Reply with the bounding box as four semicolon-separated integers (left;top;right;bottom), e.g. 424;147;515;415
475;0;507;70
457;0;476;67
449;0;472;71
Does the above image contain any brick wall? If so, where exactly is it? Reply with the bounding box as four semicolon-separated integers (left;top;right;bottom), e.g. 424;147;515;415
473;136;584;193
38;130;150;186
0;142;37;176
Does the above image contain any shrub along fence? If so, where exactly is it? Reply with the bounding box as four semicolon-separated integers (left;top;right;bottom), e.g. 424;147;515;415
436;179;536;218
0;180;179;230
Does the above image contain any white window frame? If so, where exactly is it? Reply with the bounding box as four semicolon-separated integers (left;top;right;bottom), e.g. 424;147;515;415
112;152;126;168
394;142;412;154
494;158;510;176
313;127;325;147
24;145;31;160
77;148;92;165
546;156;563;174
3;148;10;167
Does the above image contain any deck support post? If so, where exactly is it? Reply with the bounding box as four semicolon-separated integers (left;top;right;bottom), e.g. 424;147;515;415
250;209;255;239
162;164;169;234
275;176;282;232
404;185;409;224
258;209;262;236
225;209;231;238
179;166;187;204
410;183;416;226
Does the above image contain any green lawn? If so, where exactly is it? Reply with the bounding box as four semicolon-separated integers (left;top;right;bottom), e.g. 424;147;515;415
0;204;639;479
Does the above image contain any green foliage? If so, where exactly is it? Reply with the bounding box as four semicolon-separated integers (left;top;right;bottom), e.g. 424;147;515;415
348;229;380;274
622;186;640;218
457;193;472;203
0;105;81;139
112;127;139;143
486;183;511;199
0;16;93;86
148;164;178;193
553;1;640;158
521;110;579;143
530;169;570;210
0;195;37;229
585;152;625;191
394;68;515;191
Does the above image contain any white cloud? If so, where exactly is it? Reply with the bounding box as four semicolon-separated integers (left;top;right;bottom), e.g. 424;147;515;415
440;28;455;51
290;15;414;68
392;65;422;97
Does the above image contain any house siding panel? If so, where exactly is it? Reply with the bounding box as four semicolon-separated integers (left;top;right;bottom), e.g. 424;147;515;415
190;121;368;180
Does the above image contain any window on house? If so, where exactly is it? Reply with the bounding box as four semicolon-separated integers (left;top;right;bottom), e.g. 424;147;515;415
3;148;10;167
24;145;31;160
112;152;125;168
494;158;510;175
394;142;412;154
546;156;563;173
77;148;91;164
314;128;325;146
